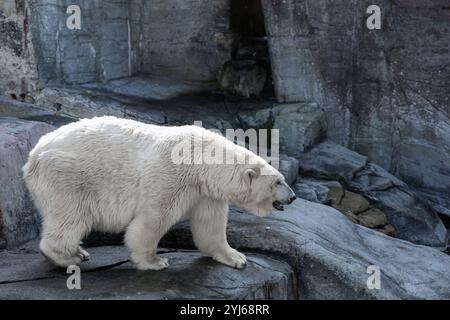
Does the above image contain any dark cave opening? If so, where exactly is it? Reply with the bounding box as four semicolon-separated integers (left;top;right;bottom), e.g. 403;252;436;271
220;0;275;98
230;0;266;37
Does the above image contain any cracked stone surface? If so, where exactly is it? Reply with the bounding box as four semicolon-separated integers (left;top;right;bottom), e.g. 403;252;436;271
0;243;295;300
161;200;450;300
2;200;449;300
297;141;448;248
34;85;276;131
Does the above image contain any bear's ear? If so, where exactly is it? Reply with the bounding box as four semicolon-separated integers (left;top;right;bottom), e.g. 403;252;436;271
243;168;258;186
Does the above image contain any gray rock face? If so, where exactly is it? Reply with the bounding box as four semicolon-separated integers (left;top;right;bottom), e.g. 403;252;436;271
24;0;233;86
297;141;448;248
162;200;450;300
260;0;450;220
293;179;332;205
241;102;326;157
299;141;369;183
134;0;233;81
0;2;38;101
0;244;294;300
278;155;299;186
27;0;134;85
0;118;56;249
33;85;276;132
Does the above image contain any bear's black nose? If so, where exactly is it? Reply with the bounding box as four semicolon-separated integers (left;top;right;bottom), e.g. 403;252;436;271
288;196;296;204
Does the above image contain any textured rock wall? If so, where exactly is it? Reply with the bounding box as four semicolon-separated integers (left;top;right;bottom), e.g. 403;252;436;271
132;0;233;81
0;0;38;101
261;0;450;214
0;118;56;249
27;0;131;85
349;0;450;214
12;0;233;85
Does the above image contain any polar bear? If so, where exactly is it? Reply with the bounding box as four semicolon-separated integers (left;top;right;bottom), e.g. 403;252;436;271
23;116;296;270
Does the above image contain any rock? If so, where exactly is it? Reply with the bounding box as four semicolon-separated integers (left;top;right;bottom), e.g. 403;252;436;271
294;183;325;204
357;209;388;229
27;1;227;84
415;189;450;219
0;6;37;100
218;60;267;98
34;85;244;131
372;188;448;248
298;141;368;183
0;118;56;249
0;244;294;300
292;175;415;236
298;141;448;248
376;224;396;237
351;162;406;192
241;102;325;157
279;155;299;186
293;178;332;204
134;0;233;82
339;191;370;215
328;183;345;205
162;200;450;299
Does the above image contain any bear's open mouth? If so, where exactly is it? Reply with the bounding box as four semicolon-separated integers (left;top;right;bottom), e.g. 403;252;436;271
272;201;284;211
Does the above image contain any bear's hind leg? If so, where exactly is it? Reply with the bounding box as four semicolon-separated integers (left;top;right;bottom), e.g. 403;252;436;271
189;198;247;269
40;216;89;268
125;214;171;271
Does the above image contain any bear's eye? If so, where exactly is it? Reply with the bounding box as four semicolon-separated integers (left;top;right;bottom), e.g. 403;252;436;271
276;180;282;185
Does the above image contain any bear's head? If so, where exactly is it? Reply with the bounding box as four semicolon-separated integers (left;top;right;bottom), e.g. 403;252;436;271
229;163;297;217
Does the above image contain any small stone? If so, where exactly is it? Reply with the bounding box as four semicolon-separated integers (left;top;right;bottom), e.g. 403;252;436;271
357;208;388;228
376;224;396;236
339;191;370;214
265;226;271;231
328;184;344;205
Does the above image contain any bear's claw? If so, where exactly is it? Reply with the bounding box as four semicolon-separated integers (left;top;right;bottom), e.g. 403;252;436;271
213;248;247;269
77;247;90;261
134;255;169;271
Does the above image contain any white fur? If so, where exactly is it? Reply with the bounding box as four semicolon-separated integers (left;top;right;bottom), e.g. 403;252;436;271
23;116;294;270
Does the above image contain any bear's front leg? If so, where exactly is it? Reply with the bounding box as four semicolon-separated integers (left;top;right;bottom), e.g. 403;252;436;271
189;198;247;269
125;214;171;271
